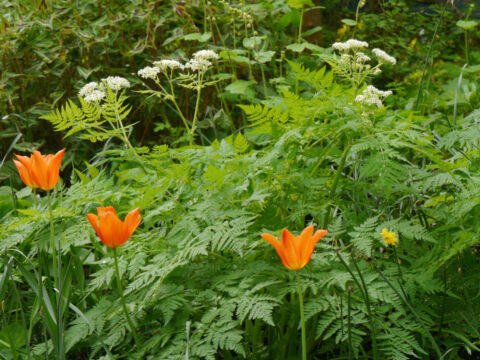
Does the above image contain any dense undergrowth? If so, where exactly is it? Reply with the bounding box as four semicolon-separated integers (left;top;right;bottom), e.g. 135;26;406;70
1;0;480;359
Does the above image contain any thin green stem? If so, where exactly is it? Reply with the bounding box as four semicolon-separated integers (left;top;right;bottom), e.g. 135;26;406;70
190;72;204;146
113;247;140;348
336;251;378;360
350;255;378;360
47;192;57;292
347;287;353;360
414;0;449;111
296;271;307;360
323;138;351;227
374;263;442;358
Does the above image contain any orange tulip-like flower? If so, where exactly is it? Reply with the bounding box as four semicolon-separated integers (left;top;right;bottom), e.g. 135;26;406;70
261;225;328;271
13;149;66;191
87;206;141;248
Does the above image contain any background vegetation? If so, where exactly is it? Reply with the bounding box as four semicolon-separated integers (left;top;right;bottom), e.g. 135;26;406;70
1;0;480;359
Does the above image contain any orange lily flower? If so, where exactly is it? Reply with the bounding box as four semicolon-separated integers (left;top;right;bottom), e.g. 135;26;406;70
87;206;141;248
13;149;66;191
261;225;328;271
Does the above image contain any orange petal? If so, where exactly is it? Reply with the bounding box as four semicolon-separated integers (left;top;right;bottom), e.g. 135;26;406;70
262;233;289;269
87;213;104;243
46;149;65;189
13;159;38;188
125;207;141;238
31;151;49;190
97;206;116;217
98;212;125;248
297;225;314;264
281;229;302;270
301;228;328;269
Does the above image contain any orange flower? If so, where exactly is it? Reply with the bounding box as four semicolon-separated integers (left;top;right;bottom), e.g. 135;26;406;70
13;149;66;191
87;206;141;248
261;225;328;271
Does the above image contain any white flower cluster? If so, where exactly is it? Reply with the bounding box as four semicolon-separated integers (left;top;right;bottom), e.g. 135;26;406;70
333;39;369;53
153;59;184;72
79;82;106;104
356;52;371;63
185;50;219;72
102;76;130;91
138;66;161;80
372;48;396;65
192;50;219;61
355;85;392;108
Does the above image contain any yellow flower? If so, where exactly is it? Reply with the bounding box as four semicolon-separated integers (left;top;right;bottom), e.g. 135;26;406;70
380;228;398;247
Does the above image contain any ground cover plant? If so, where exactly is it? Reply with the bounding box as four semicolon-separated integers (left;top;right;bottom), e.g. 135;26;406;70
1;0;480;359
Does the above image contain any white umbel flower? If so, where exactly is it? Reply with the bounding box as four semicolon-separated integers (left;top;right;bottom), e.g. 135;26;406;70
185;58;212;72
192;49;219;60
79;82;99;98
153;59;184;72
333;42;350;52
138;66;161;79
355;52;371;63
355;85;392;108
84;90;106;104
102;76;130;91
373;48;396;65
345;39;369;50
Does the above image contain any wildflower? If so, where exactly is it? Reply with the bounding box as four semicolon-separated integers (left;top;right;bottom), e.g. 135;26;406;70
79;82;99;98
372;48;396;65
345;39;369;50
261;225;328;271
380;228;398;247
87;206;141;248
13;149;66;191
355;85;392;107
84;90;106;104
192;49;219;60
102;76;131;91
184;58;212;72
153;59;184;72
333;42;350;52
355;52;371;63
137;66;161;80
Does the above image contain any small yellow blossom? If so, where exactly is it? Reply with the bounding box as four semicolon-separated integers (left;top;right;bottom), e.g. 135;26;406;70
381;228;398;247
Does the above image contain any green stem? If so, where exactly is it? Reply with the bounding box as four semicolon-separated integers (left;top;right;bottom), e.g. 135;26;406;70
114;91;136;154
464;31;470;65
296;271;307;360
323;138;351;227
113;247;140;348
190;72;204;146
336;251;378;360
374;263;442;358
47;192;57;292
347;286;353;360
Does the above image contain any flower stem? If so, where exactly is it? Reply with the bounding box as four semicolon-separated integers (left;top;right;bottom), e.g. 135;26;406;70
47;191;57;292
296;271;307;360
113;247;140;348
190;72;204;146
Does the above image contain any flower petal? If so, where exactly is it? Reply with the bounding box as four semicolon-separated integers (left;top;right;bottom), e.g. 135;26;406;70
300;228;328;268
262;233;289;269
98;212;125;248
87;213;104;242
281;229;302;270
13;159;38;188
31;151;49;190
124;207;141;238
46;149;65;189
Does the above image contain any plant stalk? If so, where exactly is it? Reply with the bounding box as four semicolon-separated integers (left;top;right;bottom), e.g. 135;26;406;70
296;271;307;360
113;247;140;348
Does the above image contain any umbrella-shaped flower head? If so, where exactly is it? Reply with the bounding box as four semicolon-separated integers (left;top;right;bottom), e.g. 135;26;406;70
87;206;141;248
261;225;328;271
13;149;66;191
